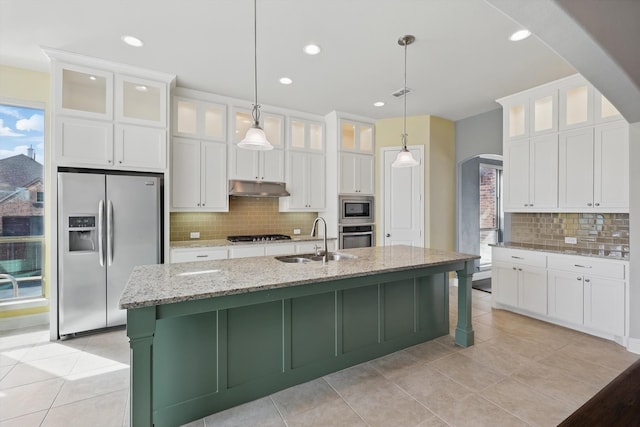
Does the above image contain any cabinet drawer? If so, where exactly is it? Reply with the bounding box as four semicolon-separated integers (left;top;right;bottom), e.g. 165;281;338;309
547;255;626;279
171;248;228;263
492;248;547;268
265;244;296;256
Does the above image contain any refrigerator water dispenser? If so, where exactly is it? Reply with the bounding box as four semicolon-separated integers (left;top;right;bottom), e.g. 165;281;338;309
68;216;97;252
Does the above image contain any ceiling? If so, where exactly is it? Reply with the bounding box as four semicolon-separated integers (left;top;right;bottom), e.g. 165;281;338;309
0;0;577;122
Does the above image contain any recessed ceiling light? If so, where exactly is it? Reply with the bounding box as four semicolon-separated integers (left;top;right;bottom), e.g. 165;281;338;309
509;29;531;42
279;77;293;85
303;44;321;55
135;85;148;92
89;75;97;81
121;35;144;47
373;101;385;107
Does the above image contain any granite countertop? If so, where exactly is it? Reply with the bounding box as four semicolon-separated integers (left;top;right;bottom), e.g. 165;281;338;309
120;245;479;309
170;236;336;249
491;242;629;260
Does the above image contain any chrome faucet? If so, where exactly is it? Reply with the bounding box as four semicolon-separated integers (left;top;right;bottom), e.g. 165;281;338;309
311;217;328;263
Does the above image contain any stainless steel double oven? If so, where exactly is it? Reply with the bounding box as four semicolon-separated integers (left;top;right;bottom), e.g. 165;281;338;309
338;195;374;249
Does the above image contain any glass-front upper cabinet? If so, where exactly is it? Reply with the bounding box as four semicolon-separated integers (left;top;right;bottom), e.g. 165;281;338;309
340;120;374;153
594;90;623;124
173;97;226;141
116;75;166;127
56;63;113;120
233;108;283;148
559;76;594;130
501;88;557;140
289;118;324;151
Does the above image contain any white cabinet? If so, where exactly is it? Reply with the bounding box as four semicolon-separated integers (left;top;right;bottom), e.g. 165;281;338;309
281;152;325;211
229;246;266;259
492;248;548;316
340;120;374;153
339;153;374;195
230;147;284;182
230;108;285;181
170;247;228;263
173;97;226;142
289;118;324;151
504;134;558;211
547;254;626;336
500;87;558;141
172;138;227;211
559;74;624;129
559;121;629;211
47;53;174;171
264;244;296;256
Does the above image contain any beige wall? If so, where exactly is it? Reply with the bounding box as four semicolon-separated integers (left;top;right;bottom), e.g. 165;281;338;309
0;65;51;320
374;115;455;250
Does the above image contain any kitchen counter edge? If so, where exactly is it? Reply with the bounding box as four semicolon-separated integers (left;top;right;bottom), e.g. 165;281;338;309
490;242;629;261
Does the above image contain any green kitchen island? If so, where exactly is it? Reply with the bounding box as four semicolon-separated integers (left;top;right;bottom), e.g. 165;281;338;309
119;245;478;427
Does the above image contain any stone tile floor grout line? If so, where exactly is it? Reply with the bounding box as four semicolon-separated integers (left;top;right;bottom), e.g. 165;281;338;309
321;376;372;427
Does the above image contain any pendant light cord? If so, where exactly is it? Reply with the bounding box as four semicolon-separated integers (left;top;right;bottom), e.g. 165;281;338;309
252;0;260;125
402;39;407;149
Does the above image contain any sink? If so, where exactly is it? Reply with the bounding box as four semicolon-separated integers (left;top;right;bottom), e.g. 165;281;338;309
275;255;312;263
310;252;358;261
275;252;358;263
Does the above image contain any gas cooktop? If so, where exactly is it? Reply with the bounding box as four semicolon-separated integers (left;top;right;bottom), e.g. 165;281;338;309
227;234;292;243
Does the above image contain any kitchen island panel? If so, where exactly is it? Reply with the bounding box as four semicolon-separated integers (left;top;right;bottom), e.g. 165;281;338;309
291;291;335;368
342;285;379;353
383;278;417;341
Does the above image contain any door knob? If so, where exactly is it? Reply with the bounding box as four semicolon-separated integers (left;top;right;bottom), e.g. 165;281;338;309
386;233;391;237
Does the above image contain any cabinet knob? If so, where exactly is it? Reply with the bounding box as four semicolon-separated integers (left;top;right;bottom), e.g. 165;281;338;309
587;202;593;206
108;160;112;163
595;203;600;207
523;204;528;207
530;204;534;207
513;267;517;270
202;203;205;206
577;277;582;280
386;233;391;237
518;268;523;271
119;161;122;164
585;279;590;283
197;203;200;206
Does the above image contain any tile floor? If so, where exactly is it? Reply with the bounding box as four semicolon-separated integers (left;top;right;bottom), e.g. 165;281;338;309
1;287;638;426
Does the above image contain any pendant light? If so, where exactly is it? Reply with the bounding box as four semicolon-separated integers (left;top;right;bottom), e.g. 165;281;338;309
392;35;419;168
238;0;273;151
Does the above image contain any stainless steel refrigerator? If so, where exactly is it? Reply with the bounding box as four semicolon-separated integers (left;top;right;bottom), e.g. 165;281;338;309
58;171;161;336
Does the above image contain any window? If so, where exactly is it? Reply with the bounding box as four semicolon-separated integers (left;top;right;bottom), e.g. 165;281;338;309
0;102;45;301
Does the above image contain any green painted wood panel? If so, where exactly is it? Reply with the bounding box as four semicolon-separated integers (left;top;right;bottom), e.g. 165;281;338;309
291;292;336;368
417;273;448;338
342;285;379;353
153;311;218;410
226;301;283;388
383;279;416;341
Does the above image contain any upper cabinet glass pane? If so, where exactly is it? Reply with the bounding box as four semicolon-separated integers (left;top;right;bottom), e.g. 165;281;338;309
234;111;252;143
263;115;282;147
62;69;107;114
600;96;621;119
176;100;197;135
359;125;373;152
309;123;323;151
291;120;305;148
508;104;526;138
341;122;355;150
204;104;225;139
122;81;161;121
565;86;588;125
534;96;553;132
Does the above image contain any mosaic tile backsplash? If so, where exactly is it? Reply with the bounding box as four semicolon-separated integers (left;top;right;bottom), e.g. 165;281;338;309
170;197;318;241
510;213;630;258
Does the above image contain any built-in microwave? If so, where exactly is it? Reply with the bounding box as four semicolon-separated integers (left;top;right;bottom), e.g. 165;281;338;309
339;195;374;224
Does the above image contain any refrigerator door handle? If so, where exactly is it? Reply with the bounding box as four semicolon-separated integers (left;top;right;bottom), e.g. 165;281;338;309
107;200;114;266
98;200;105;267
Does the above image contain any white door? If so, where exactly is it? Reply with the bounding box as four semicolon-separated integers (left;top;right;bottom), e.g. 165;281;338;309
382;146;423;247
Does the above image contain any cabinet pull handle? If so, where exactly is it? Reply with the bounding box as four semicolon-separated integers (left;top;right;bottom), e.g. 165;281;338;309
595;203;600;207
587;202;593;206
585;279;591;283
511;256;524;260
574;264;592;268
512;267;517;270
196;255;209;258
518;268;523;271
577;277;582;280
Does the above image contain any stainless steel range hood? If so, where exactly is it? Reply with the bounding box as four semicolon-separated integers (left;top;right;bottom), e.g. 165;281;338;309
228;180;290;197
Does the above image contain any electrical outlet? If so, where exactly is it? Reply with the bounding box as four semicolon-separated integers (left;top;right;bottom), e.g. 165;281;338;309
565;236;577;244
190;232;200;239
293;229;301;235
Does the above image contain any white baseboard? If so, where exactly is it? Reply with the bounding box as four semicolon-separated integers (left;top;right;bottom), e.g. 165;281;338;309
473;270;492;281
0;312;49;332
627;337;640;355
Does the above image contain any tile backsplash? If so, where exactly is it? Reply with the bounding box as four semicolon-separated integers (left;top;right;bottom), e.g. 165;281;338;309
170;197;318;241
510;213;630;257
